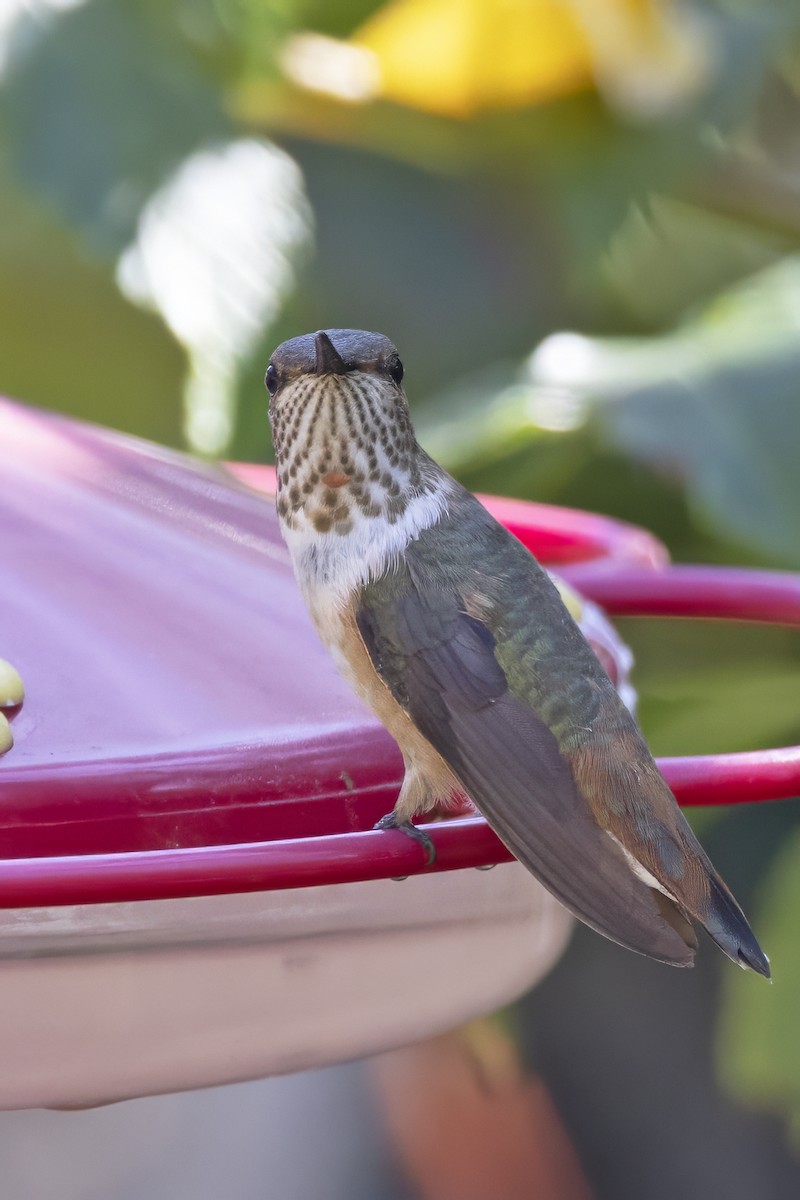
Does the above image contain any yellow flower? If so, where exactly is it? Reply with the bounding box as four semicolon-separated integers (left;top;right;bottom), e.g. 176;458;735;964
283;0;711;119
355;0;592;115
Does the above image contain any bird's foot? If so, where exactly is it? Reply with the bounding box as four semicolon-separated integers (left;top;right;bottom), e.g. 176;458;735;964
374;812;437;867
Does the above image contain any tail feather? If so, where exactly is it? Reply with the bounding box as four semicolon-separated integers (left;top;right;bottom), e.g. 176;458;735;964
580;742;771;979
702;877;771;978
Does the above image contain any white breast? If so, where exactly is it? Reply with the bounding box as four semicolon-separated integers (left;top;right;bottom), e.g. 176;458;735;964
280;484;451;616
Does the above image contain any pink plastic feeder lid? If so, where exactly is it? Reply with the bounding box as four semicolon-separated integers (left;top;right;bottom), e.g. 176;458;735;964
1;398;799;908
1;400;407;855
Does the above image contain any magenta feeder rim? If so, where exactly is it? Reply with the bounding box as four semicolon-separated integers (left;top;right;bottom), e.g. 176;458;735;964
1;461;799;910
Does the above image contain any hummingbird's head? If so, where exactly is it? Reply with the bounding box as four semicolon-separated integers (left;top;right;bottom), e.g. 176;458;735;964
265;329;435;533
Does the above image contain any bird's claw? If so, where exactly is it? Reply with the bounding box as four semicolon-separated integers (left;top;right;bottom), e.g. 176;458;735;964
374;813;437;867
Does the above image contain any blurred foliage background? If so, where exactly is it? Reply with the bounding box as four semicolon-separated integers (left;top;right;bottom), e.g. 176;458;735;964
3;0;800;1194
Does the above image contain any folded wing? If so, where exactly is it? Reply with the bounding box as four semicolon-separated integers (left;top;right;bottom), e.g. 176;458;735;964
356;579;695;967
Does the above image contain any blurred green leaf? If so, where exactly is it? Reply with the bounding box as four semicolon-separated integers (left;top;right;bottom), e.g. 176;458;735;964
3;0;230;254
424;260;800;567
618;619;800;758
0;160;185;444
601;349;800;566
718;825;800;1142
603;195;788;328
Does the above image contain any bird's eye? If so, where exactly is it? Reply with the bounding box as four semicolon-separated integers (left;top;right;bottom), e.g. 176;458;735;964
265;364;279;396
387;355;404;384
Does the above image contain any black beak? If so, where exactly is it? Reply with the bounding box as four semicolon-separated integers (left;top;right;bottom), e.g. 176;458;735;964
314;331;347;375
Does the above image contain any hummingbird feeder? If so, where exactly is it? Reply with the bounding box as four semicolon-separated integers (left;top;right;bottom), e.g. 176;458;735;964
0;398;798;1109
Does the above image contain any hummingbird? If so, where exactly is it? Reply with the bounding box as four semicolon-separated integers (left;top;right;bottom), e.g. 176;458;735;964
265;328;770;976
